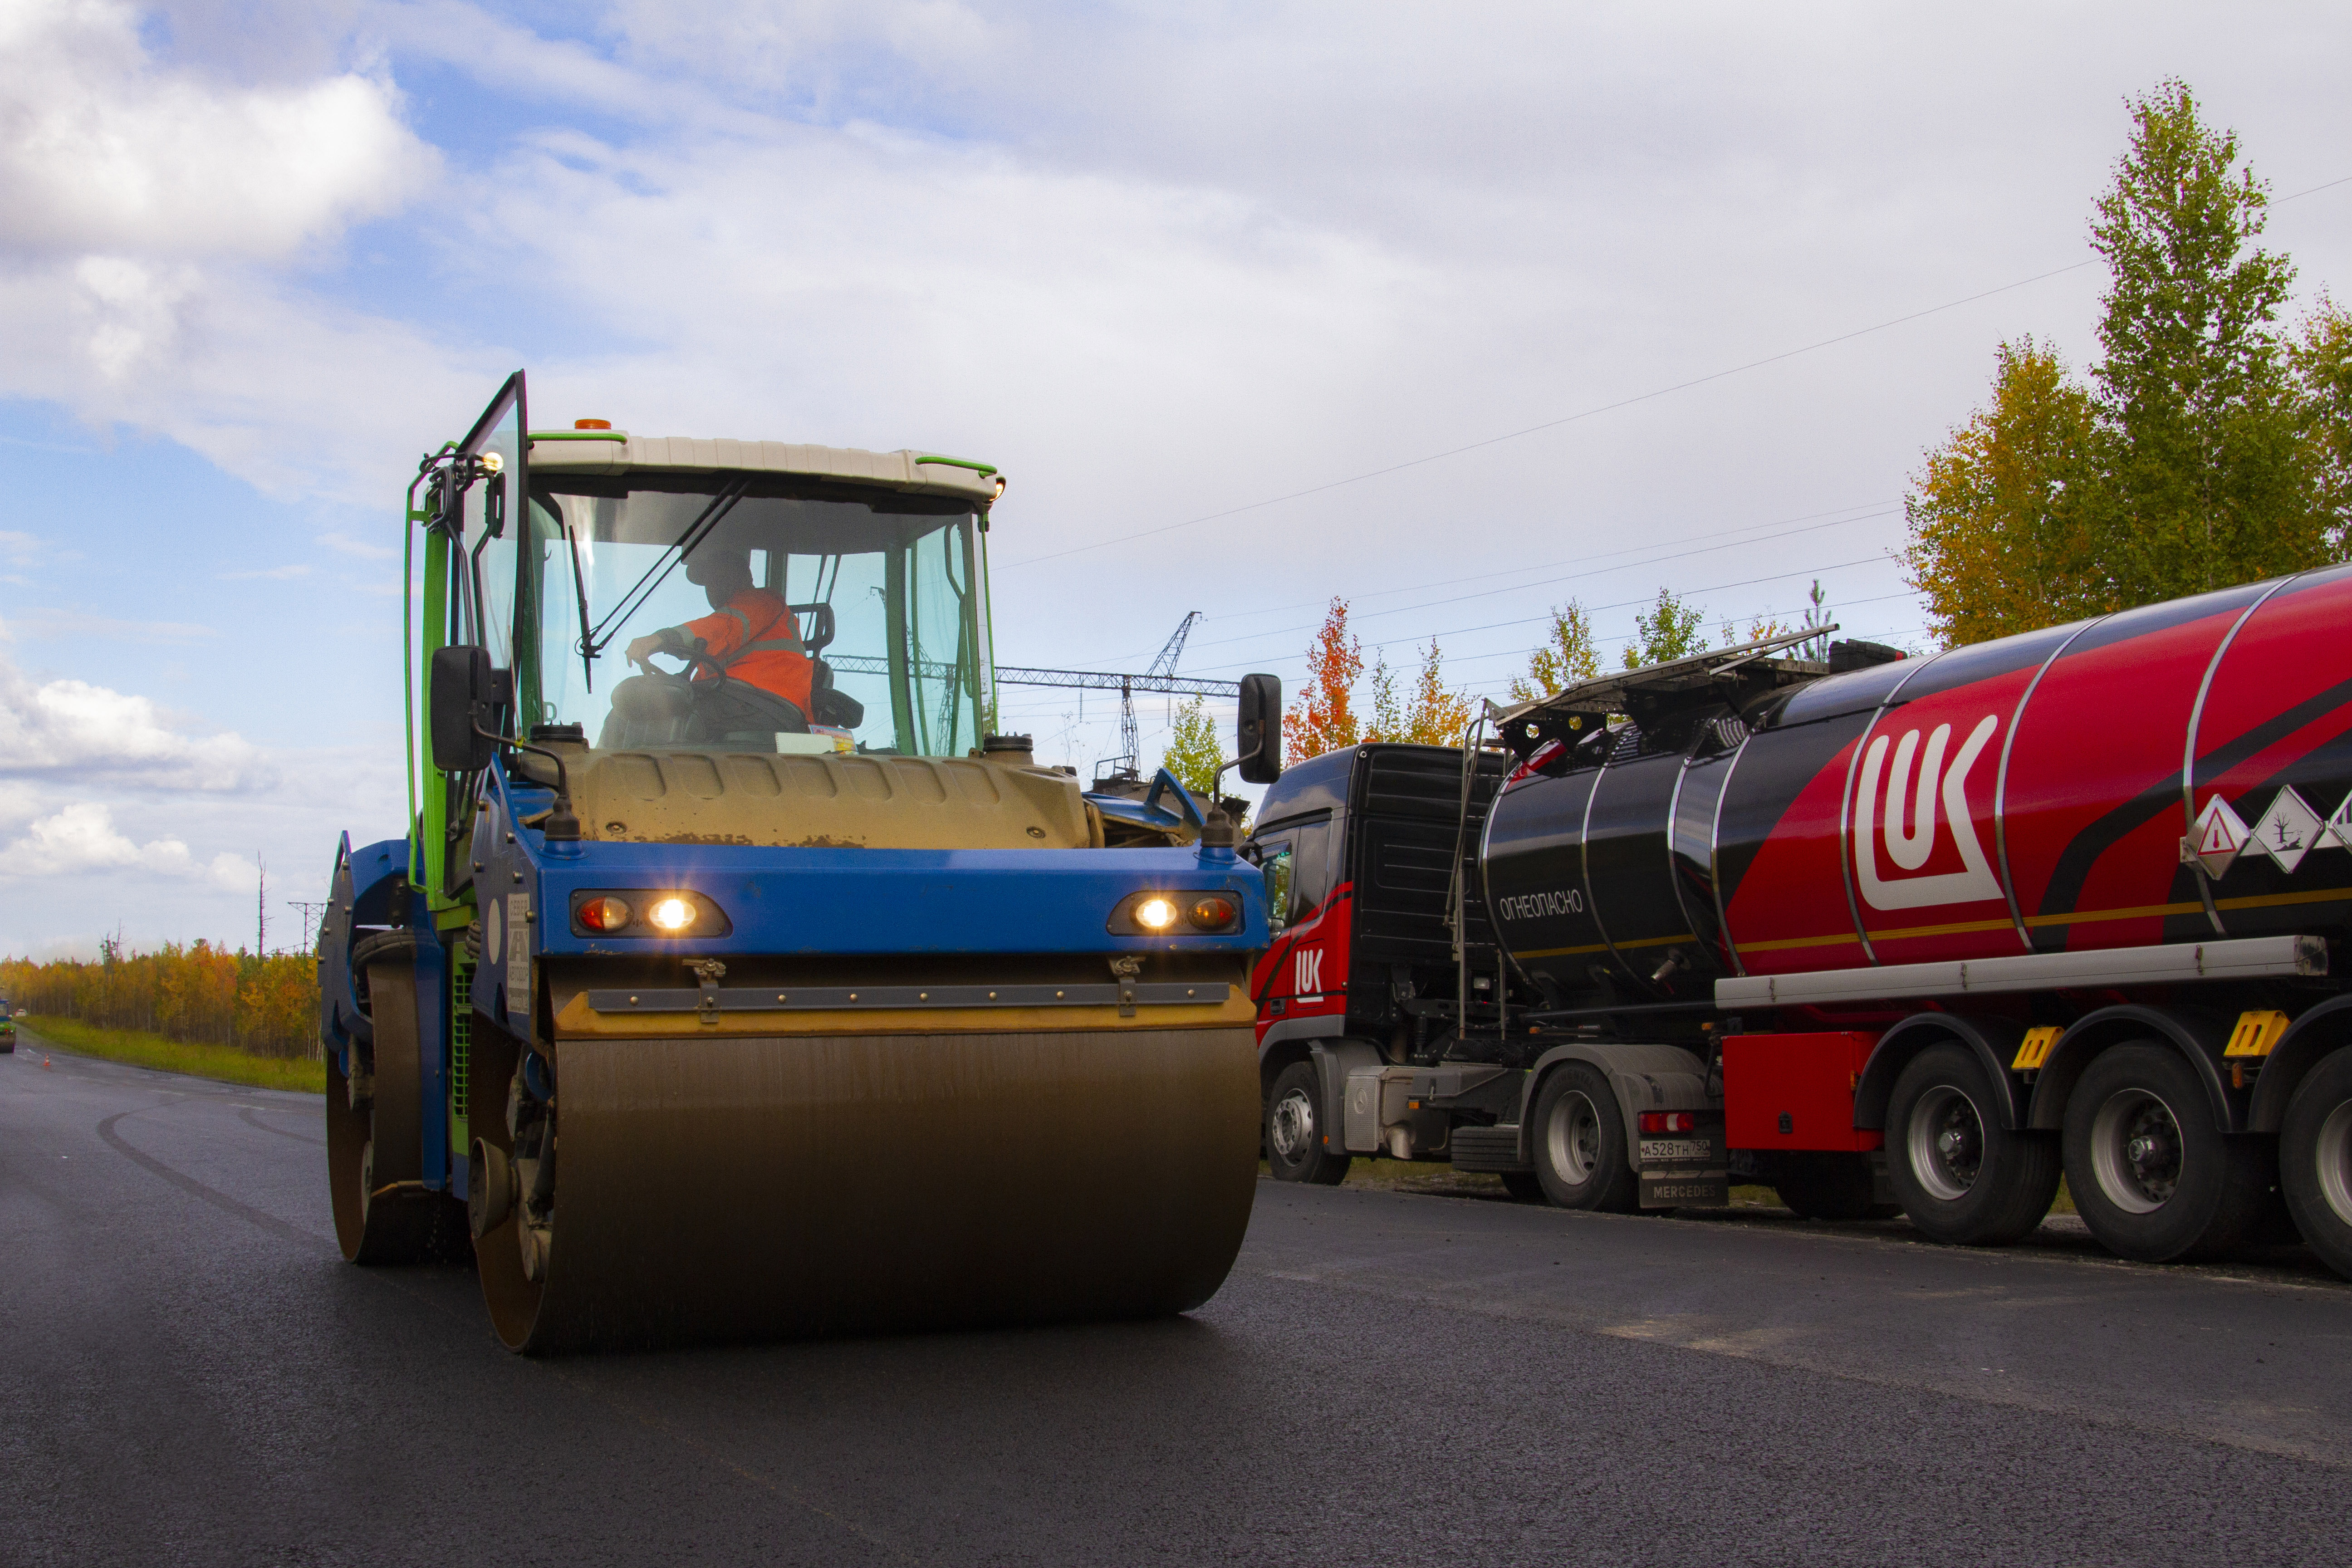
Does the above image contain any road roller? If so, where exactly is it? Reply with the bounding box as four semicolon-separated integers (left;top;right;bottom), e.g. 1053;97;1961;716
315;372;1283;1352
1249;568;2352;1279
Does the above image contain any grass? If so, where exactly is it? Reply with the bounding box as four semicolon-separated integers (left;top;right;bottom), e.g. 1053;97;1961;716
25;1016;325;1095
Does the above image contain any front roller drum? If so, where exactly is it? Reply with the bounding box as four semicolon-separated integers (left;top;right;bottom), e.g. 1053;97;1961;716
469;1024;1260;1354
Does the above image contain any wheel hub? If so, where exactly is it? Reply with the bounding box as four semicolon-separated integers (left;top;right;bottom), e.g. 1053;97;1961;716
2318;1101;2352;1228
1269;1088;1314;1161
1906;1084;1983;1202
1545;1093;1600;1185
2090;1089;2182;1214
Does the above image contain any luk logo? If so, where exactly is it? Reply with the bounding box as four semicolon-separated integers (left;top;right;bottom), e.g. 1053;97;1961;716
1853;715;2002;911
1294;946;1324;997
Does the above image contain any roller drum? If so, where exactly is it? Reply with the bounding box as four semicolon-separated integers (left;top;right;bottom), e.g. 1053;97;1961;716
470;1024;1259;1353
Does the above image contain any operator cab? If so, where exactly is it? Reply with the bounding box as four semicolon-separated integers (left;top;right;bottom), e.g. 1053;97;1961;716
443;383;1002;763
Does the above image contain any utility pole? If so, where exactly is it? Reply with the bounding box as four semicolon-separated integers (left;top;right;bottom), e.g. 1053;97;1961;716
256;853;267;957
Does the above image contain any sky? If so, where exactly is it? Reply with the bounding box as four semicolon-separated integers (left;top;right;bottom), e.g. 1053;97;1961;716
2;0;2349;956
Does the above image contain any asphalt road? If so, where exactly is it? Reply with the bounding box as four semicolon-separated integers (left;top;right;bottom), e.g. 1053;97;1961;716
7;1033;2352;1568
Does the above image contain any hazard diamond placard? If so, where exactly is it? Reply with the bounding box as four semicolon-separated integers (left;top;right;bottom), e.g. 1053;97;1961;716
2193;794;2249;879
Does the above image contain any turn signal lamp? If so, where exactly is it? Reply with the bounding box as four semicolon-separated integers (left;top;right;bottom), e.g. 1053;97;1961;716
578;896;633;932
646;896;698;933
1188;896;1238;930
1134;897;1179;931
575;418;612;430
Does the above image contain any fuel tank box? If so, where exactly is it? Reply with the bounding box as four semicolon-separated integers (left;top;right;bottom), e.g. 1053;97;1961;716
1722;1031;1882;1152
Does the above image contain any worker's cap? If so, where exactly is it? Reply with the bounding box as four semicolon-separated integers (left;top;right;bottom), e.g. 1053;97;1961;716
683;547;753;587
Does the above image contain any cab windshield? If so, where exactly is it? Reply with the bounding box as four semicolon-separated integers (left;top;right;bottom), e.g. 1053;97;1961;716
516;475;992;758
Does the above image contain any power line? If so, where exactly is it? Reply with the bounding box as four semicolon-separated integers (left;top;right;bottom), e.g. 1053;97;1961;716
1181;554;1901;676
1173;506;1901;658
1005;169;2352;574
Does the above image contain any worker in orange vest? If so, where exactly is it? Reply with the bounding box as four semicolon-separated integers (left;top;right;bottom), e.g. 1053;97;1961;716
608;549;815;742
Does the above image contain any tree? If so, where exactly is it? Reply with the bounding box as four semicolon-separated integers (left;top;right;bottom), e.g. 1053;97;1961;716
1904;80;2352;643
2090;79;2318;602
1903;339;2112;645
1366;652;1403;742
1622;587;1706;668
1159;694;1224;799
1287;597;1364;764
2290;295;2352;548
1401;639;1474;744
1511;599;1602;700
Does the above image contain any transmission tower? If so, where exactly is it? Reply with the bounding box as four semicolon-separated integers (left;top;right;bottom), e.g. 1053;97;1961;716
1100;612;1202;782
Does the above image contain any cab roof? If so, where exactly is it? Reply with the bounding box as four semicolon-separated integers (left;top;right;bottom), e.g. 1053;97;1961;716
526;433;1000;506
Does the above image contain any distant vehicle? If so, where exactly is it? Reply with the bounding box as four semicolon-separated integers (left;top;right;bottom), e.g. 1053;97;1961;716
0;998;15;1053
1248;575;2352;1283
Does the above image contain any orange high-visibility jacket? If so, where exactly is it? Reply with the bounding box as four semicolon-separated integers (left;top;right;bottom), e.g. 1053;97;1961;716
666;589;814;715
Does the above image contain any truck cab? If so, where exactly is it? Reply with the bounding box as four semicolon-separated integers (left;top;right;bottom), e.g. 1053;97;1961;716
1245;742;1517;1184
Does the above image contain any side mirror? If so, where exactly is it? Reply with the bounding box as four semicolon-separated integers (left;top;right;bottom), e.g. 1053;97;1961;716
1236;672;1283;785
430;645;506;773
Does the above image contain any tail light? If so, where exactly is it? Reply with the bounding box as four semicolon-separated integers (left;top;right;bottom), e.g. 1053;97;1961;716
1639;1111;1700;1133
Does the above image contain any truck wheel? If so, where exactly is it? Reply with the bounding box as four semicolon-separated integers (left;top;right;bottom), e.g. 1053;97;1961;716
2279;1048;2352;1280
1500;1172;1544;1203
1530;1064;1638;1212
2063;1044;2269;1263
1264;1061;1350;1185
1886;1043;2058;1246
1771;1153;1884;1220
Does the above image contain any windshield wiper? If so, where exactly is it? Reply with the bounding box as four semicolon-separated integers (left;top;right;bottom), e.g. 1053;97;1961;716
581;477;750;663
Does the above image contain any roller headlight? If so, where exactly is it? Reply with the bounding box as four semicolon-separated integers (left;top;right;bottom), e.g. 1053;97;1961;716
645;896;698;933
568;890;731;938
1108;889;1245;936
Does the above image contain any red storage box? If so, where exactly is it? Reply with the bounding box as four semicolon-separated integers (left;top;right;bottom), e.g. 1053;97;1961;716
1722;1031;1884;1152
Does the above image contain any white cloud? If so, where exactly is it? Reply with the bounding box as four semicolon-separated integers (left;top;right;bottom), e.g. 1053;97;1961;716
218;564;312;580
0;0;437;262
0;652;268;789
0;800;252;889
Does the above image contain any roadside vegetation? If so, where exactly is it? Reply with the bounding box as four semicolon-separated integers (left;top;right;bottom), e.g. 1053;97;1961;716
3;939;323;1092
22;1015;325;1094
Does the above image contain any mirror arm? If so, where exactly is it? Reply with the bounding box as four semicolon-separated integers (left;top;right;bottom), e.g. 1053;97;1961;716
473;722;581;842
1200;728;1269;849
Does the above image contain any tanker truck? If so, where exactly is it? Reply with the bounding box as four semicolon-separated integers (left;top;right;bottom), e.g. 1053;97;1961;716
1250;568;2352;1277
316;371;1287;1352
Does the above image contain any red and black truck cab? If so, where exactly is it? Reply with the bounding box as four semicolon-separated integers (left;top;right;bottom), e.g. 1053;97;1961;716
1246;743;1515;1181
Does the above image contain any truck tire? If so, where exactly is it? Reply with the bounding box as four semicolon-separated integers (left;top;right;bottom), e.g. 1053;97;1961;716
1886;1043;2059;1246
1530;1064;1638;1213
2279;1047;2352;1280
2063;1043;2270;1263
1500;1172;1544;1203
1264;1061;1350;1185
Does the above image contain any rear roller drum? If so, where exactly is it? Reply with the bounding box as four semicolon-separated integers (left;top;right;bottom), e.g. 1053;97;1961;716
1885;1044;2059;1246
1264;1061;1350;1186
2278;1048;2352;1280
327;954;464;1264
2062;1044;2270;1264
1530;1063;1637;1212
